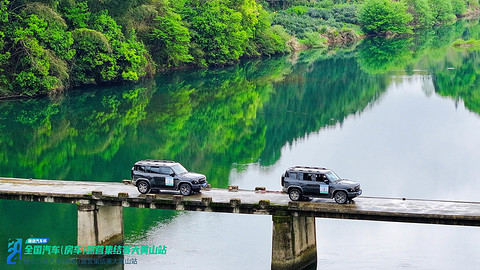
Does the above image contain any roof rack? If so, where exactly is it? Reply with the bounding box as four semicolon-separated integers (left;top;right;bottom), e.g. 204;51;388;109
289;165;328;171
139;159;176;164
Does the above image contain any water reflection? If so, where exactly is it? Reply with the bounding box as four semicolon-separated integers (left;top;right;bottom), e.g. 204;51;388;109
0;51;390;187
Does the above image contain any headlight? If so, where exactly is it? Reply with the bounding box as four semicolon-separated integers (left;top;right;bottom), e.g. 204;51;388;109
348;187;355;192
192;180;198;184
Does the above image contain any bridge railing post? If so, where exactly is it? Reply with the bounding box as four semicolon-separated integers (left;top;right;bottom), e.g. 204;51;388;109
271;214;317;270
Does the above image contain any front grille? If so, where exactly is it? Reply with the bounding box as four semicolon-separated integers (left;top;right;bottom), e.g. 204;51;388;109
199;178;206;184
355;186;360;191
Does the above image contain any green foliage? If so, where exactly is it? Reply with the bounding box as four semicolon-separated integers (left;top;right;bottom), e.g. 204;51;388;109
255;25;291;55
272;5;359;39
451;0;467;15
0;0;473;97
23;3;75;60
433;50;480;114
62;1;91;28
286;5;310;15
405;0;435;29
10;8;72;94
71;28;116;84
307;6;359;24
0;0;10;93
272;10;322;39
0;0;7;22
253;9;291;55
428;0;456;24
299;31;328;48
357;37;414;73
148;12;192;67
68;7;150;84
452;38;480;49
0;0;153;96
358;0;413;35
182;0;249;65
466;0;479;8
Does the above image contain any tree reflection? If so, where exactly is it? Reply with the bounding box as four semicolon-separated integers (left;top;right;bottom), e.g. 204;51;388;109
1;19;480;191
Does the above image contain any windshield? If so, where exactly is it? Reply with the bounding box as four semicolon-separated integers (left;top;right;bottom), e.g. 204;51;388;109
171;164;188;175
325;171;340;181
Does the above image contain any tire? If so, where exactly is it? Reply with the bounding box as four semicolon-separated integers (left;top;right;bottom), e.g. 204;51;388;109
137;181;151;194
179;183;192;196
334;191;348;204
288;188;302;201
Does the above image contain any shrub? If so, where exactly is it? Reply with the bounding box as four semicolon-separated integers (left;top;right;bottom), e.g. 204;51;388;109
299;31;327;48
182;0;250;65
428;0;456;24
451;0;467;16
272;10;321;39
148;12;192;67
405;0;435;28
358;0;413;35
286;5;310;15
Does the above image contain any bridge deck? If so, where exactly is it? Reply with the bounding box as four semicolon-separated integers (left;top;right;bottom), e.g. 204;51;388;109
1;177;480;226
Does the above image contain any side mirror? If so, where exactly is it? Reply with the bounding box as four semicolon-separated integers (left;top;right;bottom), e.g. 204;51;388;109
324;179;330;184
170;173;175;177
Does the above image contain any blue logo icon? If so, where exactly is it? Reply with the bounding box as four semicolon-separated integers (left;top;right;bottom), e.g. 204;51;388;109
7;238;22;265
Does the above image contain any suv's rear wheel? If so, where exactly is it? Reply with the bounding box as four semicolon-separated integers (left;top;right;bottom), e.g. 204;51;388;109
137;181;151;194
334;191;348;204
179;183;192;196
288;188;302;201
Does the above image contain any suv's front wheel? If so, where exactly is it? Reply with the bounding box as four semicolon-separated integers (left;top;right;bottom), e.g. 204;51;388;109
179;183;192;196
288;188;302;201
334;191;348;204
137;181;151;194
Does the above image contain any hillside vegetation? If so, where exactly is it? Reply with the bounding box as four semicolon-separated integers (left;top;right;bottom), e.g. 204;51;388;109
0;0;478;97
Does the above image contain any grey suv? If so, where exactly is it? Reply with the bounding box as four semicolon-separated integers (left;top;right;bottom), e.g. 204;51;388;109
131;160;207;196
281;166;362;204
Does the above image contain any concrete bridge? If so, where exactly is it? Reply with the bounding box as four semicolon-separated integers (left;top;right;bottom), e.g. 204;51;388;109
2;177;480;269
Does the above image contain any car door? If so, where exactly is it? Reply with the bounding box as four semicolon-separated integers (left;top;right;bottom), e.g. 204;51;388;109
302;173;320;195
149;166;165;187
160;166;175;189
309;174;329;198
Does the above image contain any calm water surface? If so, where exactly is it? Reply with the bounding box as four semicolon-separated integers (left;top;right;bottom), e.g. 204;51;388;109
1;21;480;269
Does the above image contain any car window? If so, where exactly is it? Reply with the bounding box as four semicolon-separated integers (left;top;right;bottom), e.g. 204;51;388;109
171;164;188;175
284;171;289;177
289;172;297;179
325;171;340;181
159;166;173;175
147;166;160;174
302;173;313;181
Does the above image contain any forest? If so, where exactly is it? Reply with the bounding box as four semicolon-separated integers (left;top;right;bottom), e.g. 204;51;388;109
0;0;478;97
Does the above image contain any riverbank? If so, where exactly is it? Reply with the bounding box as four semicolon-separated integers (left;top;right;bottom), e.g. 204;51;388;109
0;0;479;99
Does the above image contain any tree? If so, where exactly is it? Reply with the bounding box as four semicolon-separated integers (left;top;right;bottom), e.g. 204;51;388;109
71;28;117;84
182;0;249;65
148;11;192;67
428;0;456;25
0;0;10;94
405;0;435;29
358;0;413;35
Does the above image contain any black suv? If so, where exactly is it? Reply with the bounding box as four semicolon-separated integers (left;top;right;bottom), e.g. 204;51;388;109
281;166;362;204
131;160;207;196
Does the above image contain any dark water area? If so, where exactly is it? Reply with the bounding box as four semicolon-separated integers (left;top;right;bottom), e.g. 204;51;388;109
1;20;480;269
